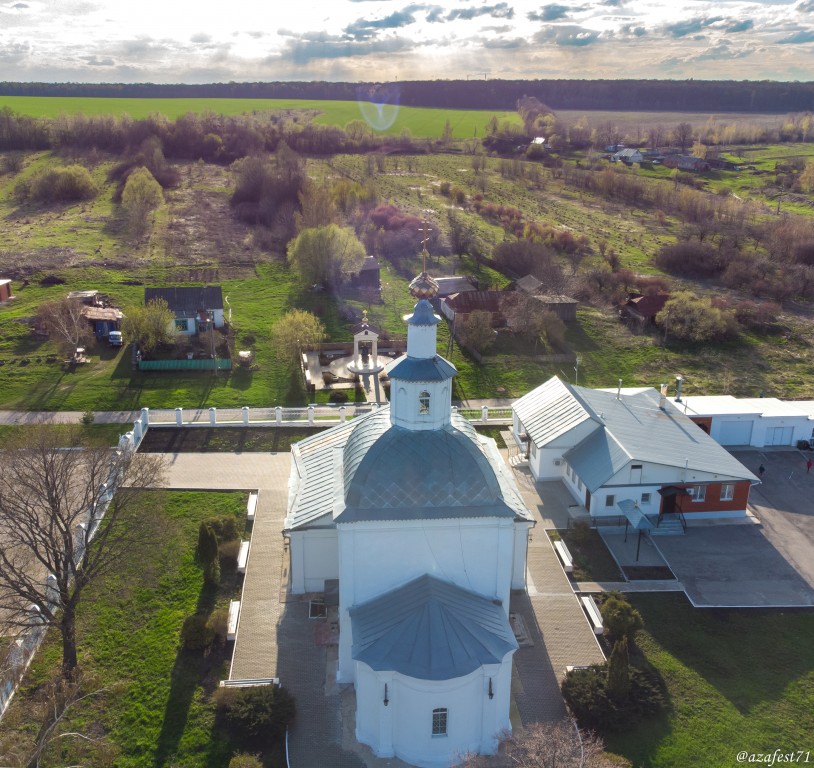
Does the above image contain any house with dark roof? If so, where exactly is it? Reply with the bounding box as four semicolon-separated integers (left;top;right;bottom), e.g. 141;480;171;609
622;293;671;325
439;290;504;326
512;377;758;522
144;286;224;335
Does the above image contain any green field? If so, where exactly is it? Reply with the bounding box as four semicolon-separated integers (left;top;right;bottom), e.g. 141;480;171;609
0;96;520;138
609;594;814;767
0;490;251;767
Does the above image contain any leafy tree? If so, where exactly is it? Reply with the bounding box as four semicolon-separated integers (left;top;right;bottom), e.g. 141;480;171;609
294;181;337;232
36;298;94;356
600;593;643;642
0;426;165;675
501;293;565;353
272;309;325;363
456;310;496;354
121;166;163;237
121;297;176;355
656;291;738;343
606;636;631;701
287;224;366;289
799;161;814;193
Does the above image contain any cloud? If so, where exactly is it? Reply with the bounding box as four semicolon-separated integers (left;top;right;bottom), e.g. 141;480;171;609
426;5;444;22
446;3;514;21
617;24;646;38
190;33;212;44
344;10;416;40
777;29;814;43
534;24;600;46
11;3;29;8
276;31;412;64
528;4;571;22
663;16;723;38
0;40;30;62
726;19;753;33
483;36;527;48
797;0;814;9
82;55;115;66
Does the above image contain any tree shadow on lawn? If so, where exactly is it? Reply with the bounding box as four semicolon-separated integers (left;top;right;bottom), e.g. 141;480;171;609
152;580;229;768
630;593;814;714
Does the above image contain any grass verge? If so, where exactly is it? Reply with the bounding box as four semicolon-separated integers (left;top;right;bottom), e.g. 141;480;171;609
607;593;814;767
0;490;262;768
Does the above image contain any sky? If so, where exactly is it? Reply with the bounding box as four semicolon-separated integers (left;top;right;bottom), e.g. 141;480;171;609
0;0;812;83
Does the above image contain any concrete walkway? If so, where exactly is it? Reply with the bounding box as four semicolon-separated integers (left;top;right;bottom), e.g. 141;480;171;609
506;468;606;725
158;452;364;768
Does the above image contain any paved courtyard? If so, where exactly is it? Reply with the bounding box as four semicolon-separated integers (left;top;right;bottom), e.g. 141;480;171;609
157;451;604;767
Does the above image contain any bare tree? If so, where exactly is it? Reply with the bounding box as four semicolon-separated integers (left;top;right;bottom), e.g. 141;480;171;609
456;719;616;767
672;122;694;152
0;669;118;768
36;299;93;357
0;426;165;676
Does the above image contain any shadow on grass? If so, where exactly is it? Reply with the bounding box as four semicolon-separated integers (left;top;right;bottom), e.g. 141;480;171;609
630;593;814;714
152;581;221;768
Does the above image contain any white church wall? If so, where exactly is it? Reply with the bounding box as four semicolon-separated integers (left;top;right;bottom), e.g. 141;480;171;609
288;529;339;594
389;380;451;430
511;521;532;589
355;660;512;768
337;518;516;682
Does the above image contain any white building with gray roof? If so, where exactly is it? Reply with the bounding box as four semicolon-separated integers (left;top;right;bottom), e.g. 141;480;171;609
284;264;534;767
513;377;758;522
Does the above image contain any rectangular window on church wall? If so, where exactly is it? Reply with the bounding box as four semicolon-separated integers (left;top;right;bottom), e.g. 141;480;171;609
432;708;448;736
419;391;430;415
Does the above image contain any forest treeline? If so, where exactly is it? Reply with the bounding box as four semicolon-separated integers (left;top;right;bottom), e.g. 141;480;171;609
2;79;814;114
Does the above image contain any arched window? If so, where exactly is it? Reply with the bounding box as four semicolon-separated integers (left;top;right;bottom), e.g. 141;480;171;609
431;708;448;736
419;390;430;415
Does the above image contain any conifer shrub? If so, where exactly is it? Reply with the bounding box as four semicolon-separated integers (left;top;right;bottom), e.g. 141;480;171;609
196;522;221;586
181;613;215;650
217;685;296;748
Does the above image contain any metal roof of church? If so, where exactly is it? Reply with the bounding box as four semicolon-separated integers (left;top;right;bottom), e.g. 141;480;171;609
350;574;517;681
284;406;531;531
385;354;457;382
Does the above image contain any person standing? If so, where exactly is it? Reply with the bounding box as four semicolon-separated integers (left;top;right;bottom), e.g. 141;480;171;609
758;464;765;478
807;458;812;474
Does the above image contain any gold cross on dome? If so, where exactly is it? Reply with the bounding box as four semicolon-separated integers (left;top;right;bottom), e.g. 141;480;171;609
418;221;433;272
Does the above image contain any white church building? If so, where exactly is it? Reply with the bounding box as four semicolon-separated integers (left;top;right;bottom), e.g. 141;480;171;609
284;267;534;767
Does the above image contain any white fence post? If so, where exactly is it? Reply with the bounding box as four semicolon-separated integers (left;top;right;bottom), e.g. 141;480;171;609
175;407;183;426
307;405;315;424
132;419;142;444
482;405;489;422
141;407;150;427
275;406;282;425
452;406;458;415
242;406;250;425
339;406;346;423
209;407;217;426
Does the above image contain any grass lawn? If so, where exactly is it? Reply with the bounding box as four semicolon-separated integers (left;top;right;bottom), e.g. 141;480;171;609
548;529;624;582
0;422;124;447
606;594;814;767
0;490;263;768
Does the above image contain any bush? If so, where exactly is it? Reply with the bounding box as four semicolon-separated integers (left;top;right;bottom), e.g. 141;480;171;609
219;539;241;570
15;164;97;203
569;520;592;546
197;522;220;587
208;607;230;644
329;390;349;403
229;755;263;768
562;663;665;734
600;593;643;642
206;516;241;543
653;242;726;279
219;685;296;748
181;613;215;650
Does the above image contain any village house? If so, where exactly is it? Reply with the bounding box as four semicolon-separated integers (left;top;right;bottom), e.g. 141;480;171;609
144;286;224;335
512;376;758;522
621;293;671;325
